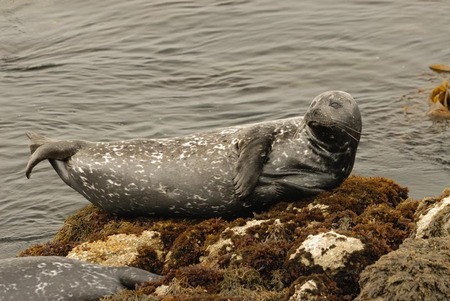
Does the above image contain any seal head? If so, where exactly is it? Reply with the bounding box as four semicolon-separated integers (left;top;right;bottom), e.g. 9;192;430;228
305;90;362;177
252;90;362;204
305;90;361;151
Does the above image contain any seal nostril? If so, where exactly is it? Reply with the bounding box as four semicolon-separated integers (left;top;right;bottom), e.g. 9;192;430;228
312;109;321;117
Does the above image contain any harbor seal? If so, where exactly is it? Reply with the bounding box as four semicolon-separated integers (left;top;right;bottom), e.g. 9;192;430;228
25;91;362;218
0;256;162;301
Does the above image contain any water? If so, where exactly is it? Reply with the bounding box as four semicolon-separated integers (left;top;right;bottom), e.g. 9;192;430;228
1;0;449;258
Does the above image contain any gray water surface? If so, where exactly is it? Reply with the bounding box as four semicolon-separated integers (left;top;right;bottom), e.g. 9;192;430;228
1;0;449;258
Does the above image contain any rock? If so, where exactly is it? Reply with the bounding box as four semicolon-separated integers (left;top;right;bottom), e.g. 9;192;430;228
289;230;364;272
356;237;450;301
355;189;450;301
67;230;164;266
18;176;416;300
289;279;319;301
199;219;274;268
288;274;346;301
414;190;450;239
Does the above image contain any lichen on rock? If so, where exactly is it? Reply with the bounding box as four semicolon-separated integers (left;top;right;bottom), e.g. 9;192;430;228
289;230;364;271
67;230;164;267
414;189;450;239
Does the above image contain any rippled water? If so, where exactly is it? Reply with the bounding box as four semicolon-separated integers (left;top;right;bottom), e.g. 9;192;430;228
1;0;449;258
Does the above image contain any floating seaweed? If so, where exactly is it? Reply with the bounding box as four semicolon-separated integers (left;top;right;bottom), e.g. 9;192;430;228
427;79;450;120
429;64;450;74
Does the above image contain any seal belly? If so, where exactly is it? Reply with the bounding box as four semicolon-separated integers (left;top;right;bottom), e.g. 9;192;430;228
67;138;238;216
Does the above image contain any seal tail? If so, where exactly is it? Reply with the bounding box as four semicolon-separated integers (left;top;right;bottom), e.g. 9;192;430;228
25;132;84;179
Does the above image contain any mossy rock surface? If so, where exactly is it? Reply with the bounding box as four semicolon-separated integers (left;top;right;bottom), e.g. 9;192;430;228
19;176;417;300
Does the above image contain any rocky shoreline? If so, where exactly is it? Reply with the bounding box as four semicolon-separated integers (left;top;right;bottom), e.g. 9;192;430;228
19;176;450;300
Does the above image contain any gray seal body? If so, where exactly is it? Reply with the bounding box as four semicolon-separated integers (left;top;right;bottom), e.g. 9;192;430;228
0;256;162;301
25;91;362;218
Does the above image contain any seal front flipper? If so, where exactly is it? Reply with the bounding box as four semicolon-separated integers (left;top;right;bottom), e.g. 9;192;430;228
274;180;325;199
270;170;338;199
25;132;86;179
117;266;163;289
233;127;274;199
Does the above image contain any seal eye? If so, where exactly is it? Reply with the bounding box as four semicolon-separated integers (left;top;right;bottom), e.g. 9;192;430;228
330;101;342;109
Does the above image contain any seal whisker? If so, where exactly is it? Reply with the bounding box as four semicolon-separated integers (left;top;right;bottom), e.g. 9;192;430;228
331;120;361;142
332;124;359;142
341;128;359;142
331;118;362;135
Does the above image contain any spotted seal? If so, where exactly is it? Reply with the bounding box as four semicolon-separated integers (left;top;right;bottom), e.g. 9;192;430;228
0;256;162;300
25;91;362;218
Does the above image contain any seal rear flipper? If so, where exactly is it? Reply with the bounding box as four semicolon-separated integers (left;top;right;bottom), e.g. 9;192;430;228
233;127;274;199
25;132;86;179
26;132;57;154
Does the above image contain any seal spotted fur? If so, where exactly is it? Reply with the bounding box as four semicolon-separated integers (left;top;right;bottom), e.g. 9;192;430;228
0;256;162;301
25;91;362;218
